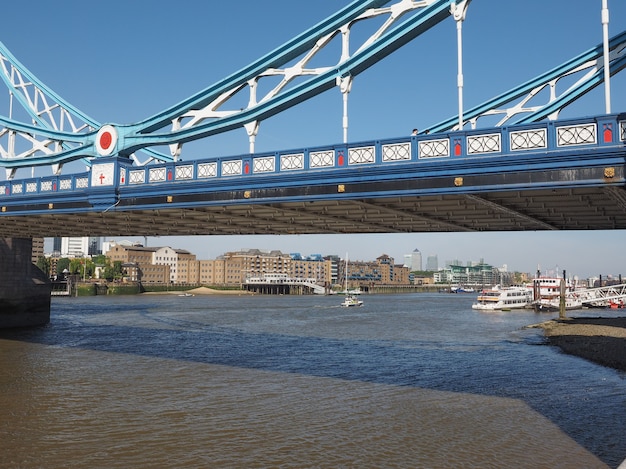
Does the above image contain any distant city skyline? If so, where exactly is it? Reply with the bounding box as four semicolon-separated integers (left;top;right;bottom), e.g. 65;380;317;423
47;231;625;280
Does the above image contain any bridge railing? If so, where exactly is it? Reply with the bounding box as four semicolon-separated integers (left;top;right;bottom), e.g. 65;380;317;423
1;113;625;199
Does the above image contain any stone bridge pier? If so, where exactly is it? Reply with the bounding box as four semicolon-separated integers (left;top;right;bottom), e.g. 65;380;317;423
0;238;51;328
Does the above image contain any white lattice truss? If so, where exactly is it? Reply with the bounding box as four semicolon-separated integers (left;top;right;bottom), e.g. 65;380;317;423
452;40;626;131
166;0;451;158
1;0;624;179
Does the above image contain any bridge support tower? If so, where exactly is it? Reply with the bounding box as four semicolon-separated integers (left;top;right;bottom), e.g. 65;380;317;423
0;238;51;328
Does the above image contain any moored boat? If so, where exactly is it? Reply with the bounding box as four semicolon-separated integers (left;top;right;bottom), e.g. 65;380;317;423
530;276;583;312
472;285;532;311
532;295;583;312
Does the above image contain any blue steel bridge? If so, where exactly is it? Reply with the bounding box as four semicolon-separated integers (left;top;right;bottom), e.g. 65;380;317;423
0;113;625;238
0;0;625;239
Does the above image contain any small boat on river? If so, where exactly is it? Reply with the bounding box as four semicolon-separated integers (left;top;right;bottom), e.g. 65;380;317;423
472;285;532;311
340;253;363;307
341;294;364;307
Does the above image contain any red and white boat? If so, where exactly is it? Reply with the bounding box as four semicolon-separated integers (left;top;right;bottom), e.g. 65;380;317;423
531;277;583;312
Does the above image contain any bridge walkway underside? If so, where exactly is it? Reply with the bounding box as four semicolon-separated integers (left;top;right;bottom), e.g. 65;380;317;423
1;183;626;238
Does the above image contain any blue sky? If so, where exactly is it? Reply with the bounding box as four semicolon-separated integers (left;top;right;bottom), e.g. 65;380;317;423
2;0;626;278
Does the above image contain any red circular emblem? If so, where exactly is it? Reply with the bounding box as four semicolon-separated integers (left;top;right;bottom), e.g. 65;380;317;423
99;131;113;150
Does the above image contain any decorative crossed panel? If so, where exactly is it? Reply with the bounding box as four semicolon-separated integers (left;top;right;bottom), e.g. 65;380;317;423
40;180;53;191
467;133;501;154
197;162;217;178
510;128;547;151
280;153;305;171
26;182;37;193
12;183;23;194
557;123;596;146
129;170;146;184
149;167;167;182
310;150;334;168
253;156;275;173
175;165;194;180
76;177;89;189
222;160;242;176
59;179;72;190
382;143;411;162
349;146;375;165
419;139;450;159
620;120;626;141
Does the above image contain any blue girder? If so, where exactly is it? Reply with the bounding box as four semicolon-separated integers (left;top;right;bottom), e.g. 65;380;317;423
0;0;624;176
428;31;626;133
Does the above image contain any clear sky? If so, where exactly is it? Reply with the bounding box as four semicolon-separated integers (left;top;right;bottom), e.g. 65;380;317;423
2;1;626;279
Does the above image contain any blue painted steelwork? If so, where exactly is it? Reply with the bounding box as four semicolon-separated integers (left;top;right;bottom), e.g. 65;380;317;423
0;43;173;173
2;0;443;172
0;113;623;216
0;0;624;185
428;31;626;133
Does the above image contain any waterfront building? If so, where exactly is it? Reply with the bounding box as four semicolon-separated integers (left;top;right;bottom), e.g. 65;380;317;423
153;246;196;284
339;254;410;289
220;249;293;284
99;244;408;288
290;253;332;287
198;259;226;285
434;262;516;287
105;243;169;283
59;236;102;257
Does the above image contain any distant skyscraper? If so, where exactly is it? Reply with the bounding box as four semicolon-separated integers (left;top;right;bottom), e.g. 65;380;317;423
410;249;422;271
426;255;438;271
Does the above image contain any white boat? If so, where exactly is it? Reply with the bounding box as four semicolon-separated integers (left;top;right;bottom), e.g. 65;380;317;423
472;285;532;311
530;276;583;312
340;253;364;307
341;295;364;307
532;296;583;312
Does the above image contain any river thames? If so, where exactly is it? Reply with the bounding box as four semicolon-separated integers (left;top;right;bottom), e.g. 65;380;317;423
1;293;625;468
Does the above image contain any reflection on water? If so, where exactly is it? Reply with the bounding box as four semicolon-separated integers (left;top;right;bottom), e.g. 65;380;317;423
1;293;624;468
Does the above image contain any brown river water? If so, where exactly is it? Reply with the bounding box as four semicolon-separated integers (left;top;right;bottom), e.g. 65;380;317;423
1;293;625;468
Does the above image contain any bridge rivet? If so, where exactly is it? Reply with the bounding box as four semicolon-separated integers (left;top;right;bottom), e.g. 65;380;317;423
244;191;251;198
338;184;345;193
604;167;615;178
48;203;54;209
454;177;463;186
166;196;173;203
